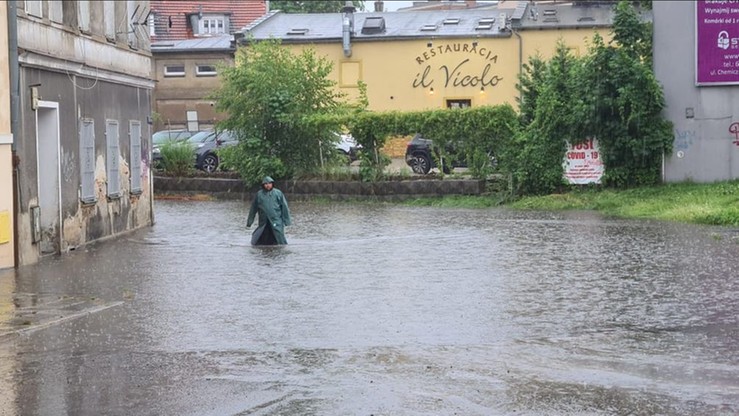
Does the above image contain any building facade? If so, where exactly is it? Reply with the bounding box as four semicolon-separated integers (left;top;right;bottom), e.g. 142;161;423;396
1;4;14;269
150;0;266;131
654;1;739;182
239;2;616;112
13;0;155;266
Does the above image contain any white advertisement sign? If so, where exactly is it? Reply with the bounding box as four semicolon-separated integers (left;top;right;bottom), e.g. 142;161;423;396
563;138;604;184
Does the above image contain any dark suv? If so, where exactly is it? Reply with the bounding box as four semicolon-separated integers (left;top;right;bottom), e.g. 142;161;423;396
187;129;239;173
404;134;465;174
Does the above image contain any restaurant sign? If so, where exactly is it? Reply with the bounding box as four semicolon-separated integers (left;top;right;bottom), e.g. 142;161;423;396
412;42;503;89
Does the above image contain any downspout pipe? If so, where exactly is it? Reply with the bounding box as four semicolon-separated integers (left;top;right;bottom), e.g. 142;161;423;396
7;1;20;268
511;27;523;105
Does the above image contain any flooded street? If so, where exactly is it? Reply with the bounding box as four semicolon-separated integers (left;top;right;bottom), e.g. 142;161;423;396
0;199;737;415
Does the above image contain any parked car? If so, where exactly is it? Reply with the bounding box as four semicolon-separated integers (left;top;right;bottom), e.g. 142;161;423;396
187;129;239;173
333;133;361;162
152;129;197;164
404;134;466;174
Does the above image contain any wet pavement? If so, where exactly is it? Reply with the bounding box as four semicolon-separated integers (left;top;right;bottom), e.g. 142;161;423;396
0;199;738;415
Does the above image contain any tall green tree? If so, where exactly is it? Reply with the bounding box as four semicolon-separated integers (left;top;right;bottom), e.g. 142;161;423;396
270;1;364;13
516;53;547;126
509;1;671;193
212;39;343;185
572;1;672;187
508;41;581;195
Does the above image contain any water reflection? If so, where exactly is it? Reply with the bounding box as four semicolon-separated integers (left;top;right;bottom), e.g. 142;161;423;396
0;199;736;415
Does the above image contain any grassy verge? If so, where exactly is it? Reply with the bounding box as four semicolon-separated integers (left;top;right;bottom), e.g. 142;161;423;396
509;180;739;226
401;180;739;227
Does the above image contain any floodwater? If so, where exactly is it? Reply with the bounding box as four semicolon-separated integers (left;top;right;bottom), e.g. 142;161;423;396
0;199;737;415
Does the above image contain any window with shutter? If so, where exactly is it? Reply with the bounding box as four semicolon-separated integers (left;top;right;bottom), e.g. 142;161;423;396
104;0;116;41
129;121;142;194
106;120;121;199
79;0;91;32
79;119;96;204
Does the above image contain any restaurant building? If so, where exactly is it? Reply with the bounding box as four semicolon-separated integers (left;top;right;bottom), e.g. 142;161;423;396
238;1;616;112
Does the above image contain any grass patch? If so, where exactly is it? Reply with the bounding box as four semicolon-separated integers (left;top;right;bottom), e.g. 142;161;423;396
509;180;739;226
403;195;503;209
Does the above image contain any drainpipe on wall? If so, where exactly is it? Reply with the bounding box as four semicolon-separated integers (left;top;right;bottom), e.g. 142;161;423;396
511;26;523;104
341;1;355;58
7;1;20;268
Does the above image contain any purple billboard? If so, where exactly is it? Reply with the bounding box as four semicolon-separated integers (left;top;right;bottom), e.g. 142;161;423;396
696;0;739;85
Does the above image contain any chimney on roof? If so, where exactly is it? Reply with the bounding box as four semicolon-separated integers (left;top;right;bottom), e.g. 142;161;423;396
342;1;356;57
374;1;384;12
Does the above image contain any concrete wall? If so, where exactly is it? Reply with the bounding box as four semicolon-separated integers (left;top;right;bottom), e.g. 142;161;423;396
654;1;739;182
0;4;13;270
154;176;489;200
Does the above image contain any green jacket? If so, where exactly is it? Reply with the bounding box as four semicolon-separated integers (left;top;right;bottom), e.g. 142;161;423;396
247;186;291;244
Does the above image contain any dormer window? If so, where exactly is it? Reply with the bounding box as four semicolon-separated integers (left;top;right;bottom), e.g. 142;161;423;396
190;14;230;36
200;16;226;34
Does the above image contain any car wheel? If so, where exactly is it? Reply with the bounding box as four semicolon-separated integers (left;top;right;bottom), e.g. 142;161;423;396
202;154;219;173
339;150;352;164
410;155;431;174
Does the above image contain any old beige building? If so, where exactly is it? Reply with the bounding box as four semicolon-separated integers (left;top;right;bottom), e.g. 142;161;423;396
0;4;14;269
151;37;234;131
12;0;154;266
149;0;266;131
240;1;615;112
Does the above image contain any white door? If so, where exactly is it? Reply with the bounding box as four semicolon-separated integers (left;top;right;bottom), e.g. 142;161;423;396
36;101;62;255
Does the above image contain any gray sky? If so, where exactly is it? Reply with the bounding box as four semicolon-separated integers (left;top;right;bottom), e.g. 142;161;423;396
373;1;499;12
382;1;414;11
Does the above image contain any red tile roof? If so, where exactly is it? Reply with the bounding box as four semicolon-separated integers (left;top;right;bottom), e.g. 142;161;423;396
151;0;267;41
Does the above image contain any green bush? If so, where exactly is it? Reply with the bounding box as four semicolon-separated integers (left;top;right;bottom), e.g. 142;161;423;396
159;142;194;176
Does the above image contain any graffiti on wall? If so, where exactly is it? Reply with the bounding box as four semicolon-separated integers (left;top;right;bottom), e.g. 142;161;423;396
729;122;739;146
674;129;696;159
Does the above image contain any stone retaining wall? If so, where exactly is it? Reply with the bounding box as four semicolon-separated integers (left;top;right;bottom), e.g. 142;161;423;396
154;176;487;200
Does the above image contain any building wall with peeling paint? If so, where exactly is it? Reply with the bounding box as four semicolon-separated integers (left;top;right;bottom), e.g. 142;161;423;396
14;0;155;266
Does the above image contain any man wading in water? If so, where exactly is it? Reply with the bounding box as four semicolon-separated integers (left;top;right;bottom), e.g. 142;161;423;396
247;176;292;245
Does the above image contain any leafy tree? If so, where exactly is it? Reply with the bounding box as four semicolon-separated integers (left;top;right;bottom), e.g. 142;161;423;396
573;2;672;187
516;42;581;194
212;39;344;186
516;53;547;126
270;1;364;13
611;0;653;65
509;1;671;193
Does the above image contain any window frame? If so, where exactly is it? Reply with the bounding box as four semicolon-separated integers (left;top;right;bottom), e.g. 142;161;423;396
49;0;63;23
78;0;91;32
129;121;143;195
79;119;97;205
25;0;43;17
163;64;186;77
149;12;157;37
105;120;121;199
198;15;227;35
195;64;218;77
446;99;472;109
103;0;116;41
